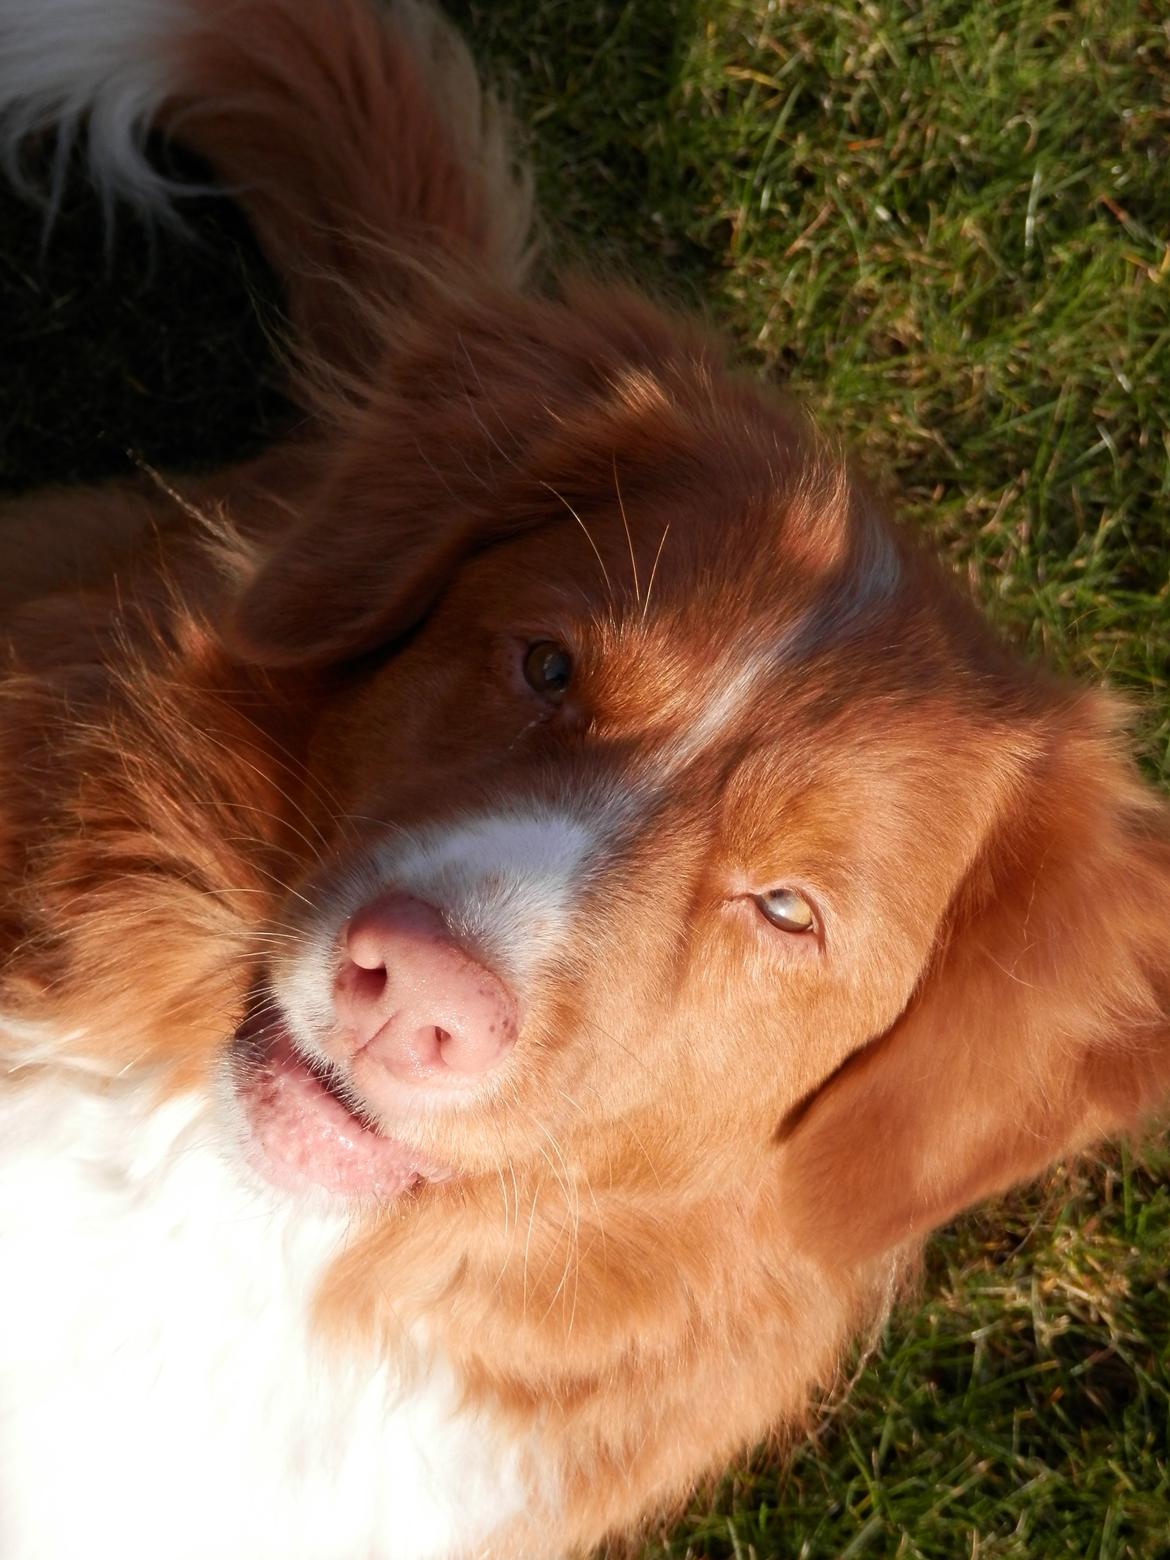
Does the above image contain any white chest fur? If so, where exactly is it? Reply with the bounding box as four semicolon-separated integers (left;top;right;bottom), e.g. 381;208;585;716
0;1066;528;1560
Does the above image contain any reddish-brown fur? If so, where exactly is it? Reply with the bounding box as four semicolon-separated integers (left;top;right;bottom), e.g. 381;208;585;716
2;1;1167;1553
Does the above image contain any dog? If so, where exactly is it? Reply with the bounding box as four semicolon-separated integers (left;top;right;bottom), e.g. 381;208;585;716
0;1;1167;1555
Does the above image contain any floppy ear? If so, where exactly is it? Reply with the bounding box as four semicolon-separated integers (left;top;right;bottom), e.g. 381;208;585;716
225;466;526;669
781;693;1170;1271
225;279;715;668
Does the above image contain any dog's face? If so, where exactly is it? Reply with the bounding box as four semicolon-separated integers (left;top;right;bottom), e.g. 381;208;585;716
243;509;1005;1183
222;278;1170;1281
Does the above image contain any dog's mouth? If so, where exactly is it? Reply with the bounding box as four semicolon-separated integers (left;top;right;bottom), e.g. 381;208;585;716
231;1014;453;1200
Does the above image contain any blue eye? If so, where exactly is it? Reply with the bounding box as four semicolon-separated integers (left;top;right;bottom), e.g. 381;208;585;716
522;641;572;703
755;889;816;933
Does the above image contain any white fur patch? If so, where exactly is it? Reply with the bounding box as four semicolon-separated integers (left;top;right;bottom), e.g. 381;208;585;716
656;516;904;776
658;653;776;773
374;810;598;979
0;0;190;215
0;1062;534;1560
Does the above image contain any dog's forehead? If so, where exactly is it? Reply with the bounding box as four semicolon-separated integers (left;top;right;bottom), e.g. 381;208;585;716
580;516;1026;864
568;503;914;736
472;434;1026;802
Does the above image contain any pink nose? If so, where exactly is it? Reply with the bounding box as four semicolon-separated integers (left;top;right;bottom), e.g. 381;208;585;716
333;893;518;1086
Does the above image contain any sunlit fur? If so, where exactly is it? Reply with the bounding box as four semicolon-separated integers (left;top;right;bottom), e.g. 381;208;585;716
1;0;1168;1555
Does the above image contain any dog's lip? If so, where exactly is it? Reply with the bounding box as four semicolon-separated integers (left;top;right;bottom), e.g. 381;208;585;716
231;1016;453;1199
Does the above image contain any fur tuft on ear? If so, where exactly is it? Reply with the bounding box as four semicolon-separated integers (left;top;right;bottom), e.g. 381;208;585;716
781;690;1170;1270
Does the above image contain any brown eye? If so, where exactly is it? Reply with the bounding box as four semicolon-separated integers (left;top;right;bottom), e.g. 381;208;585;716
522;641;573;703
756;889;816;934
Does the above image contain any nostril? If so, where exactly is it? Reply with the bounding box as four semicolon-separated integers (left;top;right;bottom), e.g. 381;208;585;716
352;962;387;1003
336;957;388;1018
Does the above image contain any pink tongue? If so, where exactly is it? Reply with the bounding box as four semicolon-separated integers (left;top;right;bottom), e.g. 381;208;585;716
238;1030;441;1198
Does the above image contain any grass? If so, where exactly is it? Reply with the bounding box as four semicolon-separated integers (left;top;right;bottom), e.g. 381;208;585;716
2;0;1168;1554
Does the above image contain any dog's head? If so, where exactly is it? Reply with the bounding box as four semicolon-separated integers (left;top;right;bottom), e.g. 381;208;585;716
220;276;1169;1292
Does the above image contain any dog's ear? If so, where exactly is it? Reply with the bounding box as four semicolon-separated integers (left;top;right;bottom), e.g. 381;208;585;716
225;467;522;670
225;280;716;668
780;692;1170;1271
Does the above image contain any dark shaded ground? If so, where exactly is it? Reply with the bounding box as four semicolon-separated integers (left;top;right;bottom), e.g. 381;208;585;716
0;142;288;491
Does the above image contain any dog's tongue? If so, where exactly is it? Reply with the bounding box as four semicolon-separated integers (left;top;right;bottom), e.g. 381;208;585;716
237;1029;447;1198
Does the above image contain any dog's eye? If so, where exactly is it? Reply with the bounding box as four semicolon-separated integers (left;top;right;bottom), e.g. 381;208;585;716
522;641;573;703
756;889;816;933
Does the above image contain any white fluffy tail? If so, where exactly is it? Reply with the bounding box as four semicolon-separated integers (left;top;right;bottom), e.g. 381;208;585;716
0;0;183;212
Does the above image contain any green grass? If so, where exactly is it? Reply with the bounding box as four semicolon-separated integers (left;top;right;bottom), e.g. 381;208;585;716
2;0;1168;1554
